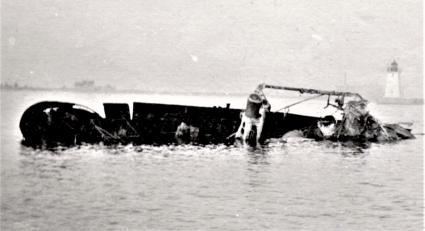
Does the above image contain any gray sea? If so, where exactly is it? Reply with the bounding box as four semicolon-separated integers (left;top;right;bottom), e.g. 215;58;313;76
1;89;423;230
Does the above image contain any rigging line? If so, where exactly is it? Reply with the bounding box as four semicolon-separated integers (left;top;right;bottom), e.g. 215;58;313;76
275;94;326;112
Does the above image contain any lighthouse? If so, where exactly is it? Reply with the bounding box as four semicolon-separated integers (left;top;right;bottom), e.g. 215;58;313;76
384;60;401;98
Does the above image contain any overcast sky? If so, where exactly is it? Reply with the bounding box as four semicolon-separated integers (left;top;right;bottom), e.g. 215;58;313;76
2;0;422;97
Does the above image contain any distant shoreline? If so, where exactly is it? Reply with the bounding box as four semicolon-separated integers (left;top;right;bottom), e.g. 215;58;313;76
0;86;250;97
2;86;423;105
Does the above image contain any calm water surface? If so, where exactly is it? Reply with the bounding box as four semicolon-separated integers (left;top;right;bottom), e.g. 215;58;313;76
1;90;423;230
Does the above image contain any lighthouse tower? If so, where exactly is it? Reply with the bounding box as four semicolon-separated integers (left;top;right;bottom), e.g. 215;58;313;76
384;60;401;98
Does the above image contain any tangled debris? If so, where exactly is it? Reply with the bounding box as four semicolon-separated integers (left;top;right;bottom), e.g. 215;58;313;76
302;100;414;142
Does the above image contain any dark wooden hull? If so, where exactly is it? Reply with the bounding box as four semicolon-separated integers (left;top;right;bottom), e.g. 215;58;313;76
20;101;319;147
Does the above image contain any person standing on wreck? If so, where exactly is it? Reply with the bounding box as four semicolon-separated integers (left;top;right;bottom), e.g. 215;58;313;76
235;84;271;145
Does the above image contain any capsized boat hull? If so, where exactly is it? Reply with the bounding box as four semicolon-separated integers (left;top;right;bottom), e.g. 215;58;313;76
19;101;319;147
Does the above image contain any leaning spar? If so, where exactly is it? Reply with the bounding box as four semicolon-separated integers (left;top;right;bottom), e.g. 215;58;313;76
262;84;365;101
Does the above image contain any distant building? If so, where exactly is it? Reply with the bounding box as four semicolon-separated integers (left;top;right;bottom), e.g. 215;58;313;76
384;60;401;98
72;80;117;91
74;80;95;89
378;60;423;104
1;82;21;89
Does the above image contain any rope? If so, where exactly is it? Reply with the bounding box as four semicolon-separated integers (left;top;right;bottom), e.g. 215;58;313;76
93;124;122;142
276;94;325;112
123;119;139;135
373;117;390;139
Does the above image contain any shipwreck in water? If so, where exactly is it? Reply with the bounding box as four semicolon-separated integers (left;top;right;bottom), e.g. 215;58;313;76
19;84;414;148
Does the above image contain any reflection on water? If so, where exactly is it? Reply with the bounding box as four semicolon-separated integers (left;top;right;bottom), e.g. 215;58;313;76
1;90;424;230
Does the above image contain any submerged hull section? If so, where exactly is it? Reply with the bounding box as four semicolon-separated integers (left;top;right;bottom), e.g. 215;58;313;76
19;101;104;146
20;101;319;147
